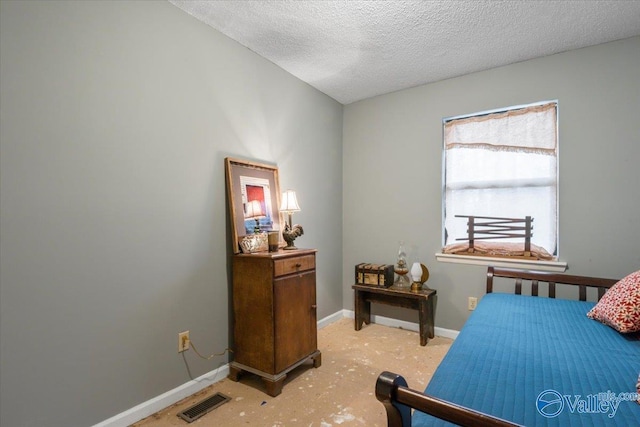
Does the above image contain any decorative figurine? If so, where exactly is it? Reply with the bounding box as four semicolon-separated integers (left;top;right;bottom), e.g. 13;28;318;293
282;223;304;250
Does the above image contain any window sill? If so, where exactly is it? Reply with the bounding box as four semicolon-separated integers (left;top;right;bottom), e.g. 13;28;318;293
435;253;567;272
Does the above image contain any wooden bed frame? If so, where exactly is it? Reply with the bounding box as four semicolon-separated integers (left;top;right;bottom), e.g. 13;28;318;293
375;267;619;427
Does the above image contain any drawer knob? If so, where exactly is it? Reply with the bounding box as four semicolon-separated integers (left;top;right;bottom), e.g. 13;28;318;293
311;304;317;309
295;263;302;268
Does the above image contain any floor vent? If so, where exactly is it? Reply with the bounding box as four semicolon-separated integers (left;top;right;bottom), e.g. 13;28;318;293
177;392;231;423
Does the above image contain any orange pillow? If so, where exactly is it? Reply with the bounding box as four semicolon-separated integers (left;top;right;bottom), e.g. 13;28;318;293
587;270;640;333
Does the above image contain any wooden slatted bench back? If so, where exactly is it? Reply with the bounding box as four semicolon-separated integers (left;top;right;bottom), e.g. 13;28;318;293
456;215;533;254
486;266;618;301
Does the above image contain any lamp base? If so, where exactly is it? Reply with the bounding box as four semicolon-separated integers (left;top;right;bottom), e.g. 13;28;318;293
283;244;298;250
394;272;410;288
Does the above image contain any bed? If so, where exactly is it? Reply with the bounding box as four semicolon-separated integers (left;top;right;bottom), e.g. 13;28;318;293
376;267;640;426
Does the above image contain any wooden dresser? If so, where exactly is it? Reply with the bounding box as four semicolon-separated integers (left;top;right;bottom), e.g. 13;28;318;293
228;248;321;396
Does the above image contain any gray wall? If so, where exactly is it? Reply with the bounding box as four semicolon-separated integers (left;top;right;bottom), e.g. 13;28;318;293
2;1;638;425
0;1;343;426
343;36;640;331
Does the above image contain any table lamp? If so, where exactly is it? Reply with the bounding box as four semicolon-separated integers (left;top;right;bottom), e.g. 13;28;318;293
279;190;303;250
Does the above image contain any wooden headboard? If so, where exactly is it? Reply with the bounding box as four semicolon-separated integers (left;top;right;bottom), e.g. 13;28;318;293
486;266;618;301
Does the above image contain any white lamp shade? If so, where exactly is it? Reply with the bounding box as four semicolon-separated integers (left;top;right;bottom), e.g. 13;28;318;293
279;190;301;213
410;262;422;282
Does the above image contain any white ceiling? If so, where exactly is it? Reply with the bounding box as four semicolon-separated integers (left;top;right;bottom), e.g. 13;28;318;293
169;1;640;104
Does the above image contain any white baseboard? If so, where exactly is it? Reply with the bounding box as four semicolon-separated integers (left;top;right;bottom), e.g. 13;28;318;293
317;309;349;329
93;311;346;427
93;365;230;427
93;309;457;426
342;309;460;340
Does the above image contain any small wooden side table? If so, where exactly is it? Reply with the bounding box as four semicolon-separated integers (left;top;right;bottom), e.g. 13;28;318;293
352;284;437;346
230;249;321;396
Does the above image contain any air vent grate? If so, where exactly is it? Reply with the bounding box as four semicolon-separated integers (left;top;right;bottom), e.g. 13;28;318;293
177;392;231;423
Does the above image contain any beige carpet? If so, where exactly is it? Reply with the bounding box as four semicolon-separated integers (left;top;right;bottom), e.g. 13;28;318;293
132;318;452;426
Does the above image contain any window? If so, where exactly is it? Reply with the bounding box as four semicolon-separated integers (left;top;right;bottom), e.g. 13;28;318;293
442;101;558;256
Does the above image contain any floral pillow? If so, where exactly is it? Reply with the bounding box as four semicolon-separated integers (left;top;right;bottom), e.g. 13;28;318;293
587;270;640;333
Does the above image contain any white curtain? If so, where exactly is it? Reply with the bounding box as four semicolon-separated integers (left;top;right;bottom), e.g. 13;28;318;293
444;102;558;254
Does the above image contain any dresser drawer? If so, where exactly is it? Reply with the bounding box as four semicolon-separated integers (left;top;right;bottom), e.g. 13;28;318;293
274;255;315;277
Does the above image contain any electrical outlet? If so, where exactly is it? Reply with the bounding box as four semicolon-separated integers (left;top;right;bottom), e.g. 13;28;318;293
468;297;478;311
178;331;190;352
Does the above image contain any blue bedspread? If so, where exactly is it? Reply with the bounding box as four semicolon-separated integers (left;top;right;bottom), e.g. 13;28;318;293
414;293;640;426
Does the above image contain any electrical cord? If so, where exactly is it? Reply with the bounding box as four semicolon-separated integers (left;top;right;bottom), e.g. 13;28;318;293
189;339;233;360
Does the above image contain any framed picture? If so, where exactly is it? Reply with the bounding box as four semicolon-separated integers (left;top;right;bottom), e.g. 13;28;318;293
225;157;284;254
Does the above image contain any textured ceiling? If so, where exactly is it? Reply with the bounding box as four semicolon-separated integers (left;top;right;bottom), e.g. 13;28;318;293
169;1;640;104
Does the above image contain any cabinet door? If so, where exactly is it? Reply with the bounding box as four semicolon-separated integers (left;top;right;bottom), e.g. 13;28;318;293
273;270;317;373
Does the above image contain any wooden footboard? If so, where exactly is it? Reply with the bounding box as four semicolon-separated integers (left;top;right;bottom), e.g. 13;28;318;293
376;267;620;427
375;371;522;427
